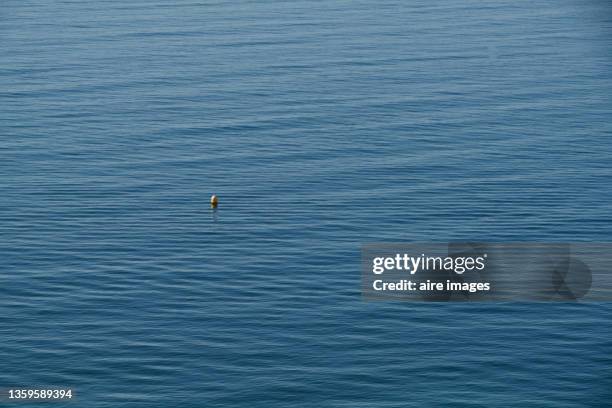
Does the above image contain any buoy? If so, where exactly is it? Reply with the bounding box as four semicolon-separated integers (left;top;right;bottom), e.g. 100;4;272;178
210;194;218;208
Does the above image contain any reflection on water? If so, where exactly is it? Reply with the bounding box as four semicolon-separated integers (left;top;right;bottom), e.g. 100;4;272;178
2;0;612;406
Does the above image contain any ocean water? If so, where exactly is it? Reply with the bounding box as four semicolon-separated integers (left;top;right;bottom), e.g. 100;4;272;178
2;0;612;406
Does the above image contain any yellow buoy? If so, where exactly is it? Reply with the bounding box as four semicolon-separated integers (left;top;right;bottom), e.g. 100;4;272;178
210;194;218;208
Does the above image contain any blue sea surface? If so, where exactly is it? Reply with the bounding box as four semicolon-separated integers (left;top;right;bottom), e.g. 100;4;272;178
2;0;612;406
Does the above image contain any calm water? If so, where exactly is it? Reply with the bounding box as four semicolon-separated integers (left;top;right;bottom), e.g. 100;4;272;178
2;0;612;406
